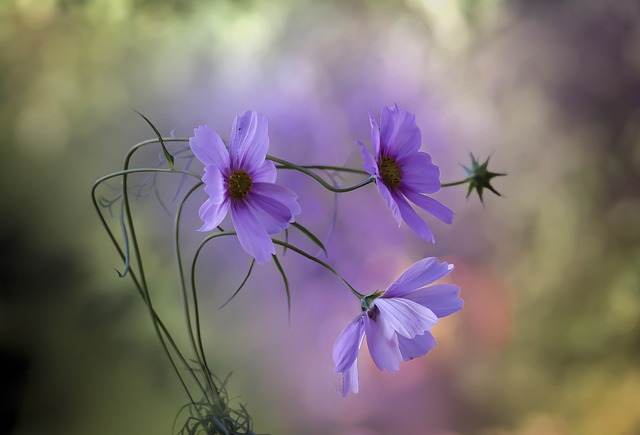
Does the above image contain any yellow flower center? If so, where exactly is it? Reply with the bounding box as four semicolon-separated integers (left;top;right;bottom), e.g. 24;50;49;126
228;169;253;199
379;156;402;188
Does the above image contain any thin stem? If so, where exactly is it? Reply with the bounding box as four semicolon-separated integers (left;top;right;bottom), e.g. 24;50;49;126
174;181;219;399
94;168;201;186
268;155;375;193
120;166;211;402
124;137;189;165
190;233;241;331
296;164;369;175
271;239;364;299
441;178;471;188
191;233;364;301
92;179;206;405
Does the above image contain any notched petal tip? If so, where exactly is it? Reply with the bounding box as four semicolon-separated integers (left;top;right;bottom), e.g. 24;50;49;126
190;124;229;169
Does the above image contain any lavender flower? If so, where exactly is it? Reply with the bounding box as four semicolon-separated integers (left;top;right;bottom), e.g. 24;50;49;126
358;104;454;242
190;110;301;264
333;257;463;397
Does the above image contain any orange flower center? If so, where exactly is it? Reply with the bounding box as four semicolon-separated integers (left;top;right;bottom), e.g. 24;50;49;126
228;169;253;199
379;156;402;188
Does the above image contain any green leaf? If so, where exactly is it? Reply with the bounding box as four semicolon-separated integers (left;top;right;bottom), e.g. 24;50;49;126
291;222;327;257
219;259;255;309
134;110;175;169
272;254;291;322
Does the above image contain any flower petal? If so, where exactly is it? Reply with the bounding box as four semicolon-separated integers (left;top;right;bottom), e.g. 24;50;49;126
333;315;365;373
401;188;454;225
246;186;297;234
229;110;269;173
383;258;454;298
356;140;378;176
198;198;229;232
364;314;402;373
379;104;421;159
369;111;381;157
398;331;436;362
251;158;277;183
376;181;402;225
397;151;441;194
374;298;438;339
403;284;464;318
189;125;230;170
341;358;359;397
202;166;226;204
251;183;301;220
230;201;275;264
390;189;436;242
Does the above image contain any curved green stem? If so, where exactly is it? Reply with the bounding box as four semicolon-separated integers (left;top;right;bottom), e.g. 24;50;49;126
191;232;364;302
268;155;375;193
119;165;212;402
271;239;364;299
94;168;202;186
441;178;471;188
124;137;189;166
296;164;369;175
173;181;219;399
92;178;207;406
190;232;242;324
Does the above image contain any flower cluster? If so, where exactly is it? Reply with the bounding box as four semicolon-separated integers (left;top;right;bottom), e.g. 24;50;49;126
95;102;504;432
187;105;476;396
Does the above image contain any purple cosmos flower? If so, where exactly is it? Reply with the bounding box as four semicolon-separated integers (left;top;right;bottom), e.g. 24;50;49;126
190;110;301;264
358;104;454;243
333;257;463;397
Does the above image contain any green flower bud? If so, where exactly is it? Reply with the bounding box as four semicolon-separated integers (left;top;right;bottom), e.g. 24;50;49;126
463;153;506;203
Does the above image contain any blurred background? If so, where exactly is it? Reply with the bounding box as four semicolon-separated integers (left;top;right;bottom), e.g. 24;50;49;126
1;0;640;434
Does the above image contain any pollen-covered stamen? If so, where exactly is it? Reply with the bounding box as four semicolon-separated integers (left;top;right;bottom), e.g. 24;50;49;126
379;156;402;188
227;169;253;199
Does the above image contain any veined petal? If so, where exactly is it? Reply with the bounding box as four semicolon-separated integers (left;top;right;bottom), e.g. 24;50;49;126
369;111;381;157
230;201;275;264
397;152;441;194
383;258;454;298
377;181;402;225
403;284;463;318
251;158;277;183
333;315;365;373
246;186;296;234
379;105;421;159
341;358;359;397
251;183;301;220
364;314;402;373
202;167;226;204
229;110;269;173
402;188;454;225
198;198;229;232
374;298;438;339
190;125;230;170
398;331;436;362
356;140;378;176
390;189;436;243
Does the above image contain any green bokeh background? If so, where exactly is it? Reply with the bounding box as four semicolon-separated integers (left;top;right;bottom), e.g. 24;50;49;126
1;0;640;434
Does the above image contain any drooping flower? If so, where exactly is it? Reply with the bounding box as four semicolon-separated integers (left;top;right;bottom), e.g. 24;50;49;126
358;104;454;243
189;110;301;264
333;257;463;397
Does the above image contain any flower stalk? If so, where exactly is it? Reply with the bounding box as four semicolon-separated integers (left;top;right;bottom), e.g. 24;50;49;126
93;107;505;432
